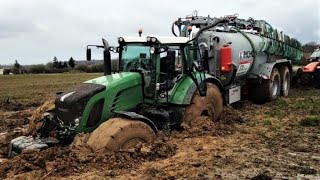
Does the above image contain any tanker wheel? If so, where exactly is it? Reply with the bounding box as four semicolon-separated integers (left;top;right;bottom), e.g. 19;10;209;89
263;68;281;102
86;118;156;152
184;83;223;125
301;73;313;86
292;68;303;86
279;66;290;96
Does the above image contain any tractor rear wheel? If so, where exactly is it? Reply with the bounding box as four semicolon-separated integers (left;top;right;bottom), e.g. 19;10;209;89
86;118;156;152
184;83;223;125
279;66;290;96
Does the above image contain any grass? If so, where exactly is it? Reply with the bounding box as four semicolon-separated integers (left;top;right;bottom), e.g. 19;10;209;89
0;73;102;106
300;116;320;127
262;88;320;120
263;119;272;126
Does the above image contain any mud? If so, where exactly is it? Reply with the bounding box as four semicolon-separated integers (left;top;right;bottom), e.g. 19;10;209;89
0;88;319;179
0;135;177;179
0;99;24;112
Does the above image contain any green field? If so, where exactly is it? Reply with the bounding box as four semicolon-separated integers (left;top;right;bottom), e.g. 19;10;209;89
0;73;103;106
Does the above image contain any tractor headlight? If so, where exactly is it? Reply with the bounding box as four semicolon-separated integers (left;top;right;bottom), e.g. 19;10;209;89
74;118;80;127
146;37;151;42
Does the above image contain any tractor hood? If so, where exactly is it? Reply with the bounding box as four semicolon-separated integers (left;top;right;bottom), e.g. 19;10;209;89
85;72;142;88
55;72;143;127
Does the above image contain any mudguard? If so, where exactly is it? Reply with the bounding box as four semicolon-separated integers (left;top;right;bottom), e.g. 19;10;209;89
255;59;291;79
170;74;224;105
113;111;158;133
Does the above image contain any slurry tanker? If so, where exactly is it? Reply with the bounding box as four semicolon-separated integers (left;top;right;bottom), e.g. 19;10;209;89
172;13;303;102
9;13;303;156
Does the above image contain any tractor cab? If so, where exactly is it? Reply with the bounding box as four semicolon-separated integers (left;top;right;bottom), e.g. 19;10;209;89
87;36;208;106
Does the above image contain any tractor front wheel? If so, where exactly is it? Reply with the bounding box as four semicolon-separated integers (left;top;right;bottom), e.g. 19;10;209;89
86;118;156;152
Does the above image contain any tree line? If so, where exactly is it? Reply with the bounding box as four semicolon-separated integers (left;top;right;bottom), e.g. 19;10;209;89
3;57;118;74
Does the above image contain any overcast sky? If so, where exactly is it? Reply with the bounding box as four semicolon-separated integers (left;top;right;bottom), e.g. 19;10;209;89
0;0;319;65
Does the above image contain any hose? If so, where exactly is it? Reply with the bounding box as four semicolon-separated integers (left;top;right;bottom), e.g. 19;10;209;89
232;27;257;73
194;18;229;39
172;20;179;37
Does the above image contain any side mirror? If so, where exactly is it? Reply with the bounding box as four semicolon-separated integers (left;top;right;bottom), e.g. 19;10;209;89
86;48;91;61
203;50;209;71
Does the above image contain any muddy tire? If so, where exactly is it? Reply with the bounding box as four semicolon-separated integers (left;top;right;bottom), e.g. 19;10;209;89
301;73;314;86
86;118;156;152
250;68;281;103
184;83;223;125
263;68;281;102
279;66;290;96
292;68;303;86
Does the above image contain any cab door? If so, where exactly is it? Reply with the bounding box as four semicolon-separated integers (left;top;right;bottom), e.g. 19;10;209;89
183;41;207;96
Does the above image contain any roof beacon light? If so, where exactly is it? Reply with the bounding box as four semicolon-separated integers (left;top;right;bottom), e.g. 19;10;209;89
118;37;124;43
138;28;143;37
151;37;157;43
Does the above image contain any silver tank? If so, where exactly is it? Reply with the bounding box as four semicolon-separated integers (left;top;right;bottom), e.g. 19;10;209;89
198;30;300;82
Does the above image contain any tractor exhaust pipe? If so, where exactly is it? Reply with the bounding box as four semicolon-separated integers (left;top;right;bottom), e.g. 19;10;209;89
102;38;111;75
103;50;111;75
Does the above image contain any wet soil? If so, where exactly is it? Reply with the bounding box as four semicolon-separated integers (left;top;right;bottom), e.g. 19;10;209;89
0;88;319;179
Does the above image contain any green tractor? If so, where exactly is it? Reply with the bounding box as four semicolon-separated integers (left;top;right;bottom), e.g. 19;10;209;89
9;35;224;155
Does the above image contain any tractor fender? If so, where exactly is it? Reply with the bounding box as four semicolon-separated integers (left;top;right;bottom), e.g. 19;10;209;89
256;59;292;79
113;111;158;133
205;76;225;94
170;74;224;105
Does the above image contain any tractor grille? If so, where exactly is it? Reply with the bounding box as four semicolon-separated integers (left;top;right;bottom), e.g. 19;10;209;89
86;99;104;127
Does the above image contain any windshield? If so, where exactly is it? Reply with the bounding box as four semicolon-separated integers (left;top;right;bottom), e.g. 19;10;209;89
120;44;151;71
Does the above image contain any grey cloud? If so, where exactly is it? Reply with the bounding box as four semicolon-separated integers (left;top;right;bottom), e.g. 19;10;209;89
0;18;39;38
0;0;319;65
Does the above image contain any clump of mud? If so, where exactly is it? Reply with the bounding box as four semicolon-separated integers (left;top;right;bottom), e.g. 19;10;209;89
26;99;55;135
219;107;244;125
174;106;245;139
0;110;33;157
0;132;177;179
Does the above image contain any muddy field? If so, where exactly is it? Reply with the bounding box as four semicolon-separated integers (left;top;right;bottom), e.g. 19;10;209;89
0;74;319;179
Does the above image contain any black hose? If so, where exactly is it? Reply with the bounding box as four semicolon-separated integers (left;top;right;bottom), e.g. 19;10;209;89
172;20;179;37
232;27;256;73
194;18;229;39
